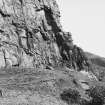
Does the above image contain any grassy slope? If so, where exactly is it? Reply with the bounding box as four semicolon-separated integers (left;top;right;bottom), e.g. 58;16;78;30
85;52;105;81
0;67;92;105
0;52;105;105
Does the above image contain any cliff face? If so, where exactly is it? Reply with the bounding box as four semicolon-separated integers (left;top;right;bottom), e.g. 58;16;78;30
0;1;100;105
0;0;61;68
0;0;89;70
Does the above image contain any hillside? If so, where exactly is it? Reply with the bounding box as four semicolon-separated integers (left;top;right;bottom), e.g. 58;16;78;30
86;52;105;81
0;0;105;105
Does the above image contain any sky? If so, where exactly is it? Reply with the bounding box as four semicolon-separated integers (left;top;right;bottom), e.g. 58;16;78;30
56;0;105;57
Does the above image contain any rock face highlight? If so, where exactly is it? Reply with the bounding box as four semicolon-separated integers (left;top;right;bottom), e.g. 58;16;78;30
0;0;90;70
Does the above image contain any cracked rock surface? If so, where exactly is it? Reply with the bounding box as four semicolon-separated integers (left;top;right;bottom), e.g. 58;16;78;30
0;0;96;105
0;0;62;69
0;0;90;70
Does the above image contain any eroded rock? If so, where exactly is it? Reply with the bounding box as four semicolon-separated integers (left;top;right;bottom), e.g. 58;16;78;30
0;0;90;71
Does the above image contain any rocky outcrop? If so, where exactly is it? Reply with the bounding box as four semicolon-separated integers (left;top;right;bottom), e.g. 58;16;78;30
0;0;90;71
0;1;101;105
0;0;61;69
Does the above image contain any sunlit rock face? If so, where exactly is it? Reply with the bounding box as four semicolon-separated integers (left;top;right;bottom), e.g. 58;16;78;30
0;0;62;69
0;0;90;71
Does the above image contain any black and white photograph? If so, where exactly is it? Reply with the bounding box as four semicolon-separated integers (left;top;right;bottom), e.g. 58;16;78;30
0;0;105;105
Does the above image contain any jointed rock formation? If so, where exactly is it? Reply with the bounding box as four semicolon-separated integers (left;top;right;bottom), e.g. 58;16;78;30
0;0;90;70
0;0;103;105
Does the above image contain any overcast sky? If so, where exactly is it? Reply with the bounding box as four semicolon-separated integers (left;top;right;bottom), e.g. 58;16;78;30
56;0;105;57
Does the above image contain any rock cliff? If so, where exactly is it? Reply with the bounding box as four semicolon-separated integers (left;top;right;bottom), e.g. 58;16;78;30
0;0;102;105
0;0;90;70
